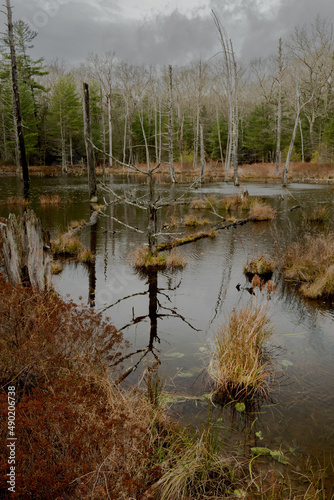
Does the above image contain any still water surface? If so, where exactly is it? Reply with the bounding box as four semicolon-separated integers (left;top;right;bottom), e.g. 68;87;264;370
1;174;334;479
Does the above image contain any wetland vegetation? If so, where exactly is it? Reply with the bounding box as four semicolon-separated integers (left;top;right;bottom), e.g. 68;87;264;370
1;4;334;499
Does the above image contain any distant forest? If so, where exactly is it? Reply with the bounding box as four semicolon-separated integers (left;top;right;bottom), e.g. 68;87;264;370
1;15;334;169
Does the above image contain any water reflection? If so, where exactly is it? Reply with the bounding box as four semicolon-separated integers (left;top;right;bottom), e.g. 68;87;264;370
1;175;334;480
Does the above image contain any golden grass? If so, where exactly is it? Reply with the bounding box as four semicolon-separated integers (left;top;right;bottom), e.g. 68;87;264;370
52;263;63;275
51;235;94;263
68;219;87;231
184;215;210;227
155;425;245;499
209;305;274;402
244;255;275;277
190;198;206;210
249;199;276;221
282;233;334;298
40;194;61;205
1;196;29;206
132;245;186;270
221;192;251;211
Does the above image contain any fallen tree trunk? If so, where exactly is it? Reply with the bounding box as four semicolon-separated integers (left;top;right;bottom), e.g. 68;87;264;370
0;210;52;290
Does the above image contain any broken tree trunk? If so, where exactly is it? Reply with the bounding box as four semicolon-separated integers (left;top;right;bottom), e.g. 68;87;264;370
0;209;52;290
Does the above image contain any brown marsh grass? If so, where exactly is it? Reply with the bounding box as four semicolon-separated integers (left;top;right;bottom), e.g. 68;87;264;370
132;245;186;270
190;198;206;210
244;255;276;277
184;215;210;227
39;194;61;205
1;196;29;207
51;235;94;263
282;233;334;299
302;205;331;223
209;305;274;402
249;199;276;221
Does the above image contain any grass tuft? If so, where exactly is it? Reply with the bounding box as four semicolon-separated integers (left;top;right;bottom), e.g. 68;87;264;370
1;196;29;207
40;194;61;206
303;205;331;223
190;198;206;210
184;215;210;227
249;199;276;221
282;233;334;299
209;305;274;402
132;246;186;270
244;255;275;278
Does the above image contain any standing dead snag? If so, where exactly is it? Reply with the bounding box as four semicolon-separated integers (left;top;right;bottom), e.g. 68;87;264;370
6;0;30;199
0;210;52;290
168;65;177;183
83;82;98;203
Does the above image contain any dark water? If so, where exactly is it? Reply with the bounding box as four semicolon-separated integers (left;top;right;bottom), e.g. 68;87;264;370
1;174;334;483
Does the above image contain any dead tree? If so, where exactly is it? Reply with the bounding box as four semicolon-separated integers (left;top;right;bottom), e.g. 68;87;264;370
83;82;98;203
275;38;283;176
282;85;313;187
0;210;52;290
212;10;239;186
6;0;29;199
168;65;177;183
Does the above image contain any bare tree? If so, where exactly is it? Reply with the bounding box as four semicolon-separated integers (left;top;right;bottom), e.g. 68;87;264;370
212;10;239;186
275;38;283;176
168;65;177;183
282;83;313;186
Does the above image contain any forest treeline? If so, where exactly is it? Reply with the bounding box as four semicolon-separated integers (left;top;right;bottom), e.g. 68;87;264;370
0;15;334;171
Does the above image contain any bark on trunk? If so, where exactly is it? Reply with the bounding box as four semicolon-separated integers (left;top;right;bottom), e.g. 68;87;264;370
6;0;30;199
168;65;176;182
0;210;52;290
200;123;205;181
276;38;283;177
83;82;97;202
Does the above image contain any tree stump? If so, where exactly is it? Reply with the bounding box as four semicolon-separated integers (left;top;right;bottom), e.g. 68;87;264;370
0;209;52;290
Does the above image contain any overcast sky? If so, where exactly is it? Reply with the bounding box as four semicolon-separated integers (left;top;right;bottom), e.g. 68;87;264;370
2;0;334;66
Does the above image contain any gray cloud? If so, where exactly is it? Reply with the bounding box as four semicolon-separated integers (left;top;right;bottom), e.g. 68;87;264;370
1;0;334;66
211;0;334;61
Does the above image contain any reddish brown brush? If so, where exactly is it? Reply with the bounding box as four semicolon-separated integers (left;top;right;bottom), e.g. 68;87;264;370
0;277;162;499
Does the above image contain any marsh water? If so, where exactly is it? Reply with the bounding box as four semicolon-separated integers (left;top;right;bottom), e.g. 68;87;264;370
1;174;334;485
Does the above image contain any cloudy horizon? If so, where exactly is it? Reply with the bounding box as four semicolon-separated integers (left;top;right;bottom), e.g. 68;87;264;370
1;0;334;67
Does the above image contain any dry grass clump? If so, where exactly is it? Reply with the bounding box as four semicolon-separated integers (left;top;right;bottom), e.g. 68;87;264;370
68;219;87;231
249;199;276;221
51;235;94;263
51;234;83;256
209;306;274;402
282;233;334;299
40;194;61;205
132;245;186;270
221;192;250;211
1;196;29;207
77;248;95;263
184;215;210;227
303;205;331;223
52;262;63;274
155;425;246;500
244;255;275;278
190;198;206;210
